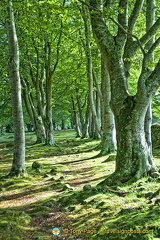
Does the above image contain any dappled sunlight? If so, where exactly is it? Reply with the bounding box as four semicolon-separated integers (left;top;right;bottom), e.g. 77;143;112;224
0;130;160;239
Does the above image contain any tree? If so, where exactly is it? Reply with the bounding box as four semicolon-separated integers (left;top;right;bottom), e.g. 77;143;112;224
6;0;26;176
144;0;156;156
88;0;160;183
100;56;116;155
18;0;64;145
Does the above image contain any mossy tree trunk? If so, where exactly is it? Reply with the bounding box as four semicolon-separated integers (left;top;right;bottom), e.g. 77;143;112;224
89;0;160;183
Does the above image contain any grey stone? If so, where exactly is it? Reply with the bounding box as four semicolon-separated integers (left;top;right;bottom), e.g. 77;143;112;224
151;171;160;178
144;192;154;198
68;206;76;211
43;201;53;208
138;181;146;186
36;168;41;173
50;168;58;175
63;184;74;191
59;176;65;179
43;174;50;178
83;184;92;191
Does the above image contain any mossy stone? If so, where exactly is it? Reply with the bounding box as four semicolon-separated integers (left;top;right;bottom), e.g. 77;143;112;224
83;184;92;191
32;161;42;170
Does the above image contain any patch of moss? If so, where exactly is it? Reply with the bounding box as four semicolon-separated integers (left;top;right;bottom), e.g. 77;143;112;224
0;210;31;240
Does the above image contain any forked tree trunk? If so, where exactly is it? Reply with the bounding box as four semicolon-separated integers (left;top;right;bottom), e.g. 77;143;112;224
114;96;156;183
22;81;46;143
6;0;26;176
89;0;159;183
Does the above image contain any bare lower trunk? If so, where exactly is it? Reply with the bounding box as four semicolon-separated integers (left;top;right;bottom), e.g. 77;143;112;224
81;5;102;137
144;104;152;155
100;56;116;156
144;0;155;156
22;83;46;144
110;98;157;184
6;1;26;176
35;117;46;144
45;87;55;145
45;119;55;145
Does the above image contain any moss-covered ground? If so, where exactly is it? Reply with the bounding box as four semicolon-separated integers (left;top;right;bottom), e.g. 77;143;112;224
0;130;160;240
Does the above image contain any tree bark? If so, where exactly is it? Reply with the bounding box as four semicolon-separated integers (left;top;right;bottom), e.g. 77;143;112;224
71;97;82;137
6;0;26;176
44;42;55;145
100;56;116;156
144;0;156;156
22;78;46;143
89;0;159;183
81;4;102;137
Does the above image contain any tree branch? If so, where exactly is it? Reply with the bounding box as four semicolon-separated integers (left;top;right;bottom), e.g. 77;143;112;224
147;37;160;58
78;0;101;12
143;37;160;69
116;0;128;45
89;0;114;54
128;0;144;33
118;0;128;30
146;60;160;95
110;17;145;55
140;17;160;46
51;21;63;76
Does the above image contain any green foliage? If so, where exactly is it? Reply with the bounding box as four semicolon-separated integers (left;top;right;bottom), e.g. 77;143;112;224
0;210;31;240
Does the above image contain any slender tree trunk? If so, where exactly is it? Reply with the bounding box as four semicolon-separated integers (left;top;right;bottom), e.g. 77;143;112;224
84;100;90;138
100;56;116;156
44;43;55;145
22;79;46;143
61;119;65;130
45;75;55;145
72;97;82;137
81;4;102;137
144;0;156;155
6;0;26;176
76;95;87;138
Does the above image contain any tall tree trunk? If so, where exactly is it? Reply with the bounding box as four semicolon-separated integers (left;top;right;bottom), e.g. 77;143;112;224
144;0;156;155
45;74;55;145
22;78;46;143
44;42;55;145
6;0;26;176
81;4;102;137
71;97;82;137
100;56;116;156
76;94;87;138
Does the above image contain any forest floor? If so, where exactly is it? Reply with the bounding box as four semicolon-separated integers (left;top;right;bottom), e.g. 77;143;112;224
0;129;160;240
